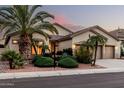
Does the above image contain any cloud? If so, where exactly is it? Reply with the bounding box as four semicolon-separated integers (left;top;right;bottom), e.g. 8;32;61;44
54;14;72;25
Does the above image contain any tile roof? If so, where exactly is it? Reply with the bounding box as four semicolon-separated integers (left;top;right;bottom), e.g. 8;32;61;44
110;29;124;39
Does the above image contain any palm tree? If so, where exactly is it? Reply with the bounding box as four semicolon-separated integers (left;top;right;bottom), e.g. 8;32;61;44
0;5;58;60
87;35;107;66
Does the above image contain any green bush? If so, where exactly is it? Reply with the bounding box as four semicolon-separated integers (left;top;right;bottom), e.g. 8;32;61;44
1;50;24;69
34;56;54;67
58;57;78;68
59;55;76;60
75;46;93;64
32;55;41;63
63;48;73;56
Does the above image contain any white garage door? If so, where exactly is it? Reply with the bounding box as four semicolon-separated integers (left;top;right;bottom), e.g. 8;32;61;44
104;46;114;59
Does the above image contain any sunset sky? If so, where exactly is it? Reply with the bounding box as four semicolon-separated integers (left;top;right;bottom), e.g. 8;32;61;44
42;5;124;31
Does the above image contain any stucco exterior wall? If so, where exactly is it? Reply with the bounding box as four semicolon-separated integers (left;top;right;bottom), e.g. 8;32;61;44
72;31;95;44
93;28;118;45
8;35;19;53
54;25;71;36
58;40;72;51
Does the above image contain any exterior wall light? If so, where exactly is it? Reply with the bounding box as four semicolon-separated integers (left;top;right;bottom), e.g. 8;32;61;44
115;46;118;50
72;44;76;49
12;40;18;44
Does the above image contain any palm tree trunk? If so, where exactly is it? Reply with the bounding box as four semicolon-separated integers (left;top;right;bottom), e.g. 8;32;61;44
19;34;31;60
92;42;98;66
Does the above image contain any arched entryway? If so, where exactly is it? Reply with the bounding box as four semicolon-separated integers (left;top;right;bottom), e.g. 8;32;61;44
31;38;44;55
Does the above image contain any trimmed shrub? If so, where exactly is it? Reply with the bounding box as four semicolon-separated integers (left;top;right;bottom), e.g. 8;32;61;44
58;57;78;68
59;55;76;61
1;50;24;69
34;57;54;67
32;55;41;63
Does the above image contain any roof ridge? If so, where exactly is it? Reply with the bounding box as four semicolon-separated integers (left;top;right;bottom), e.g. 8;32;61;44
53;22;73;33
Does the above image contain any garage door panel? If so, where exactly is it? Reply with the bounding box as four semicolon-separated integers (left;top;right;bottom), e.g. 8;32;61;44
104;46;114;59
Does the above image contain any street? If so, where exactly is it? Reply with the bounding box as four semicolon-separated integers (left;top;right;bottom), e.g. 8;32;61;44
1;72;124;88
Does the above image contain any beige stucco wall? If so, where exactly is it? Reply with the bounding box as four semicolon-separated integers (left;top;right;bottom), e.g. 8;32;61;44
58;40;72;51
72;29;121;58
8;35;19;53
54;25;71;36
39;25;72;36
72;31;95;44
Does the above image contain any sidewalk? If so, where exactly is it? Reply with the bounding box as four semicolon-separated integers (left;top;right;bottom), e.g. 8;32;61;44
1;68;124;79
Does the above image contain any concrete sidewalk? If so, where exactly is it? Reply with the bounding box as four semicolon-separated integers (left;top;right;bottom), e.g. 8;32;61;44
1;68;124;79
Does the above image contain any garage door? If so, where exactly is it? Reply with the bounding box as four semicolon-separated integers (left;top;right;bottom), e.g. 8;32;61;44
96;46;102;59
104;46;114;59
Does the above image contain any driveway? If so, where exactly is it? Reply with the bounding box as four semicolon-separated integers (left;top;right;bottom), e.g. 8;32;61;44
96;59;124;68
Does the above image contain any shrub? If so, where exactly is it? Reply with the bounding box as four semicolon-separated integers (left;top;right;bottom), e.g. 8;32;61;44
63;48;73;56
56;51;63;55
59;54;76;60
75;46;93;64
32;55;41;63
121;47;124;56
58;57;78;68
1;50;24;69
34;57;54;67
43;53;52;57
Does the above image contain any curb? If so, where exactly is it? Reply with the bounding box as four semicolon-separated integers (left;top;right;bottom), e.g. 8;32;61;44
1;68;124;79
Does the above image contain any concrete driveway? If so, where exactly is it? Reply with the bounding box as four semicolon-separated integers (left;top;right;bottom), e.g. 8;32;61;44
96;59;124;68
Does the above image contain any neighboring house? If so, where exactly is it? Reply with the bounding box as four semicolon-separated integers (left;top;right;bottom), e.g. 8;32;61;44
110;28;124;42
0;23;121;59
110;28;124;56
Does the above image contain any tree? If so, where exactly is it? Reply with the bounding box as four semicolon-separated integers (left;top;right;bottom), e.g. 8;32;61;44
87;35;107;66
0;5;58;60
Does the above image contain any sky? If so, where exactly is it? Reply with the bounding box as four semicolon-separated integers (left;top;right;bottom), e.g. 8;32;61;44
41;5;124;31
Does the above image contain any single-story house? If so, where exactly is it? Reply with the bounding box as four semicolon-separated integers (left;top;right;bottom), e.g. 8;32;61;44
0;23;121;59
110;28;124;57
110;28;124;43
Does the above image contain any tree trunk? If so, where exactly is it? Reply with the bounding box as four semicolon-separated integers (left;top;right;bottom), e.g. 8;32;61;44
92;42;98;66
53;42;56;68
19;34;31;61
9;60;13;69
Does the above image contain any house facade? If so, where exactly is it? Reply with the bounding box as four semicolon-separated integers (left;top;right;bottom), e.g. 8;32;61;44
110;28;124;57
0;23;121;59
57;25;121;59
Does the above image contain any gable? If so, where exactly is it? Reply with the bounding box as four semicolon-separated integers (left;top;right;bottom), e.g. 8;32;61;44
72;27;119;46
54;24;73;36
92;28;118;44
72;31;95;44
